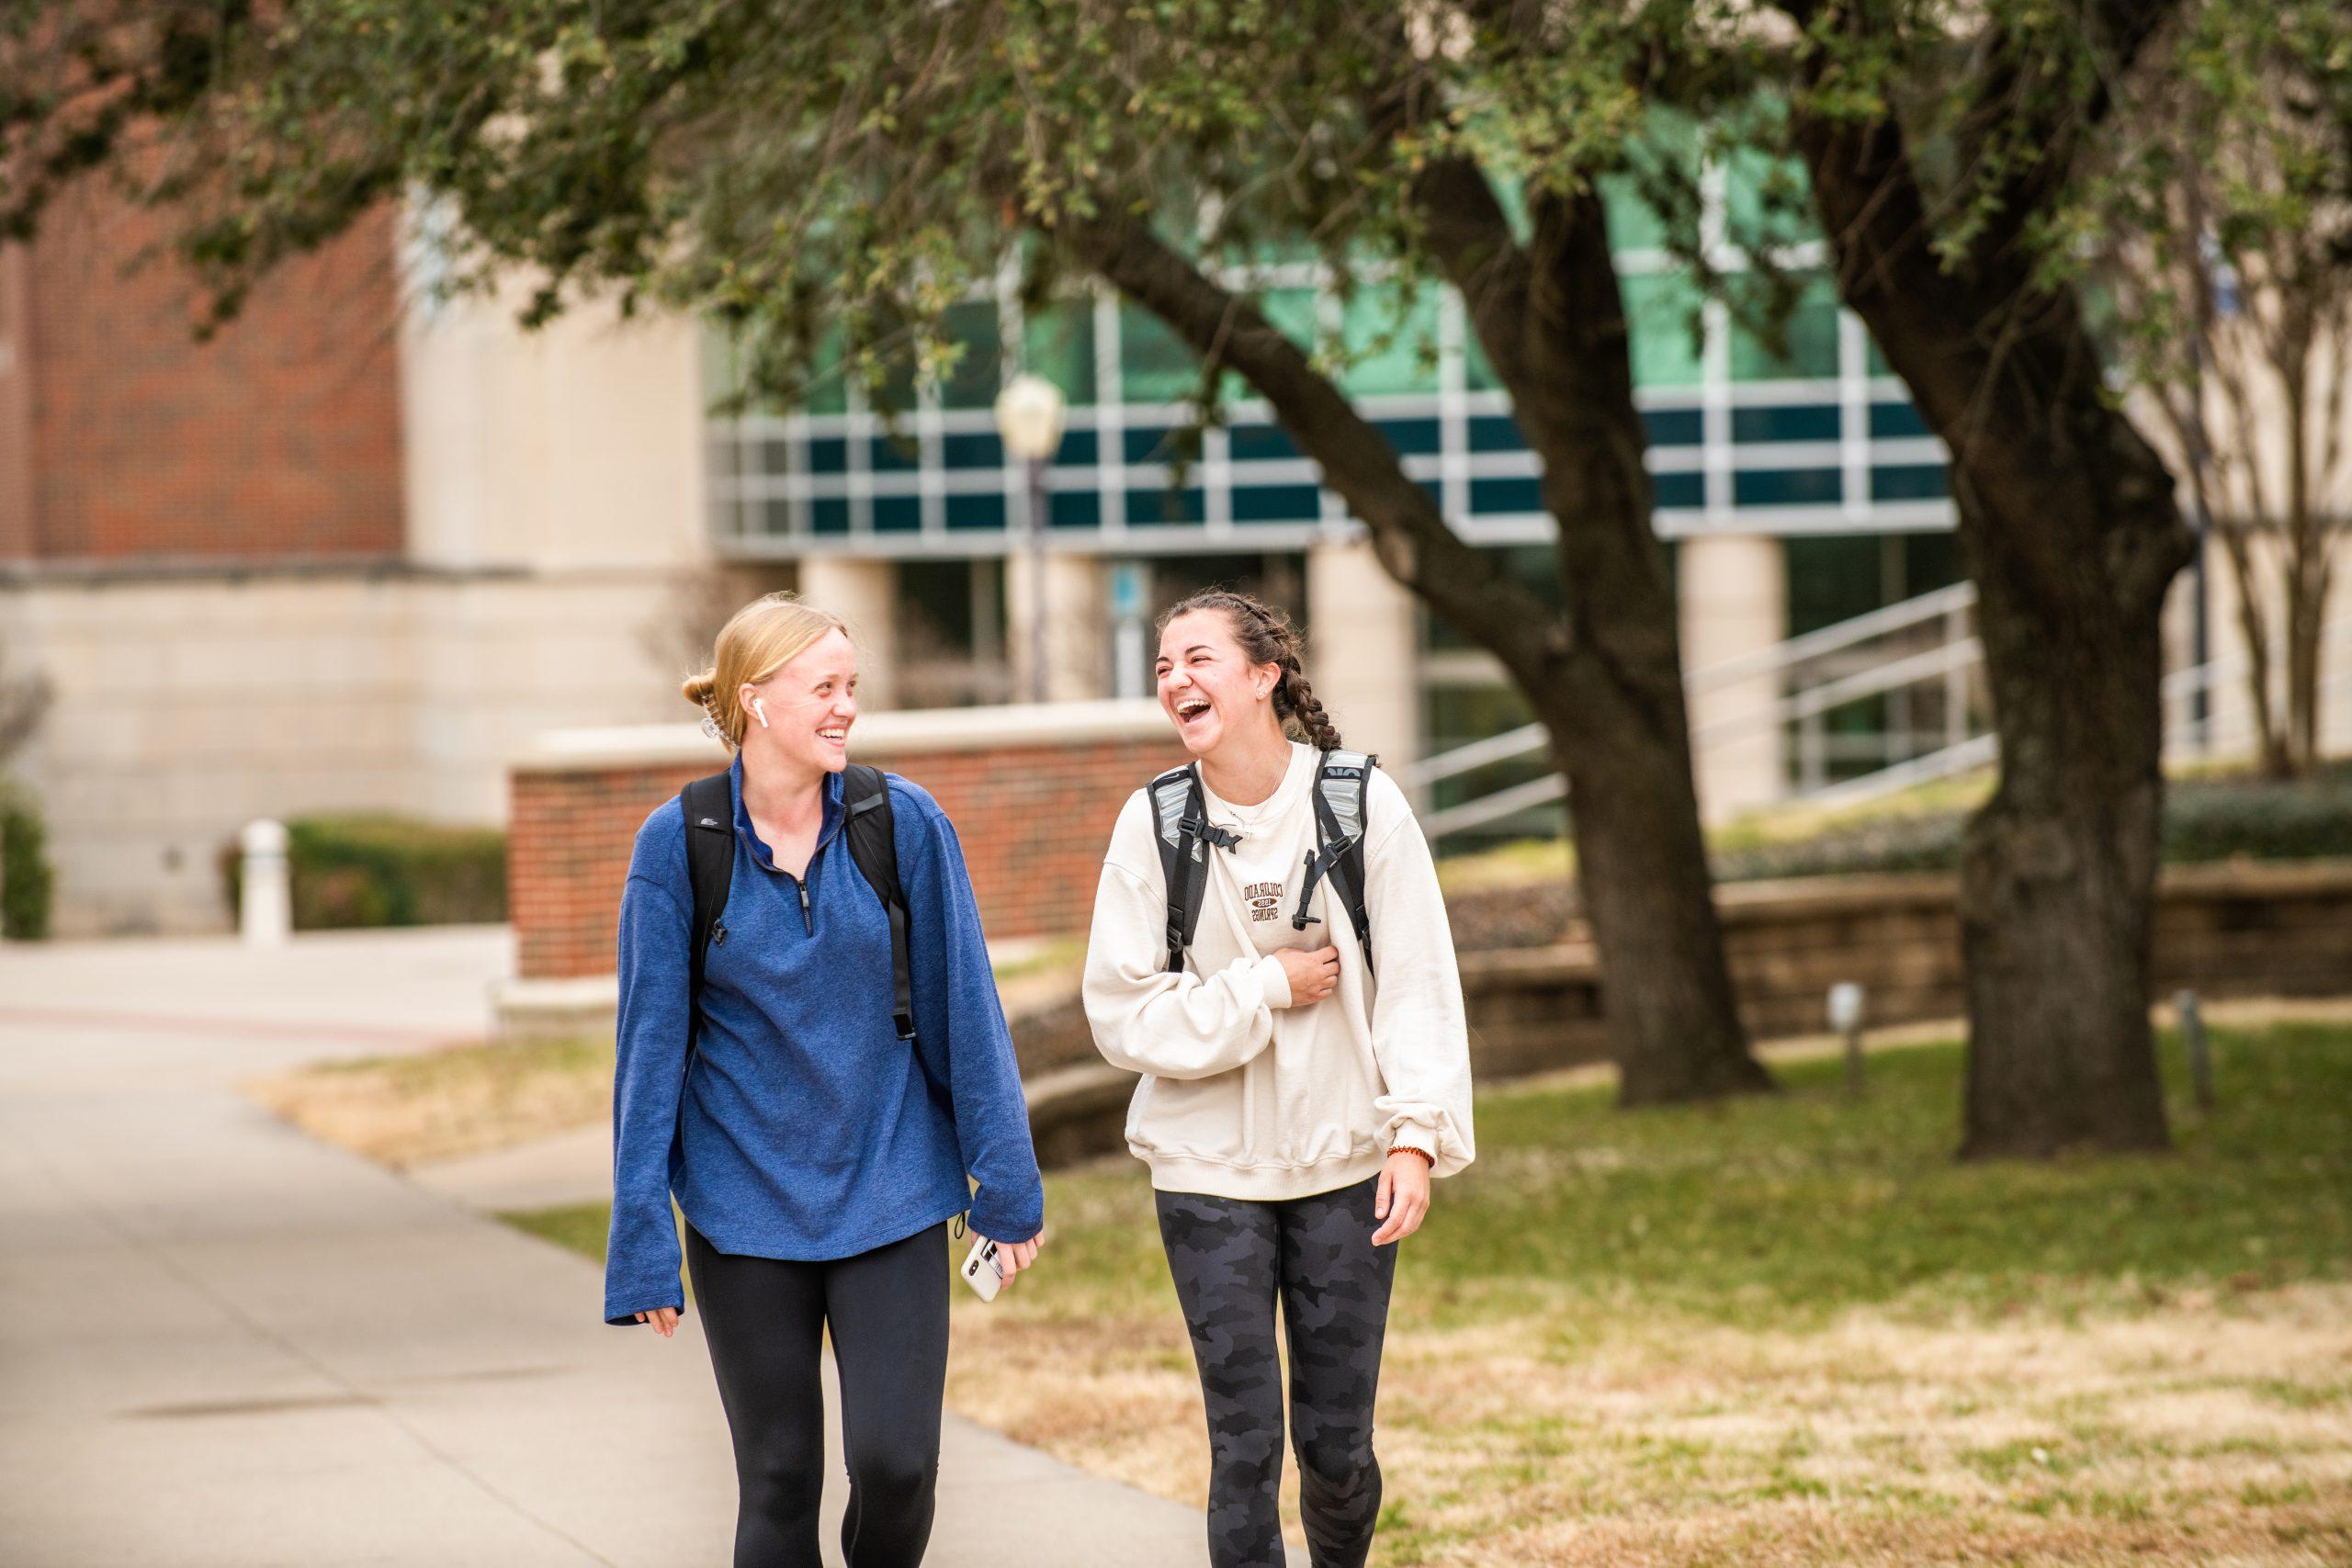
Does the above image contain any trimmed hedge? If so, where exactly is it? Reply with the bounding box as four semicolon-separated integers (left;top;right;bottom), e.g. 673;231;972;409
223;814;507;931
1714;761;2352;884
1;785;53;940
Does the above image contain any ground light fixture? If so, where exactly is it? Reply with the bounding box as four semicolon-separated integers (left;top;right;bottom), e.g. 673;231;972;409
995;373;1069;704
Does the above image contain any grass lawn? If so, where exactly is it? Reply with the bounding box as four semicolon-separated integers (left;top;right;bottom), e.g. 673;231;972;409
506;1021;2352;1565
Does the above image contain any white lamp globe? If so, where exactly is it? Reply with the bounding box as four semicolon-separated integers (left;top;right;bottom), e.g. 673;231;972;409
993;373;1068;461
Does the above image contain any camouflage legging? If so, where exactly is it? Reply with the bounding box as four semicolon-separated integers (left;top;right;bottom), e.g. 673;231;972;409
1155;1176;1398;1568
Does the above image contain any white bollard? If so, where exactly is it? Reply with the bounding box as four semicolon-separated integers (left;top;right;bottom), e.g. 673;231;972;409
1827;981;1867;1095
240;818;290;947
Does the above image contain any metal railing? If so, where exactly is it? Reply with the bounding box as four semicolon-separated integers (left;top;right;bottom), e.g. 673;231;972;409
1409;583;2350;840
1410;581;1984;839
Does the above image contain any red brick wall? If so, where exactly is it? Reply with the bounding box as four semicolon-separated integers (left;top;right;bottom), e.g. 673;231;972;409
0;183;403;563
511;735;1191;980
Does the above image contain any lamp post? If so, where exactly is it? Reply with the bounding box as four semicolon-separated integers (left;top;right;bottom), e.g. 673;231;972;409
994;373;1068;705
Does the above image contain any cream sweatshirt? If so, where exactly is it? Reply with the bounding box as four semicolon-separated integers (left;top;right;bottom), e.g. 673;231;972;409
1082;742;1476;1200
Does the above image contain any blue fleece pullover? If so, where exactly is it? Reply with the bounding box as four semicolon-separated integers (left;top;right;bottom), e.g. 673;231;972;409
603;755;1045;1325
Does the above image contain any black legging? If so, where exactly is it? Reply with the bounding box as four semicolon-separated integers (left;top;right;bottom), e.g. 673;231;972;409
1155;1175;1398;1568
684;1220;950;1568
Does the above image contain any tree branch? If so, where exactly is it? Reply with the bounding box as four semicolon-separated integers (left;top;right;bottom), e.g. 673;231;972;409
1953;0;2188;278
1053;205;1560;682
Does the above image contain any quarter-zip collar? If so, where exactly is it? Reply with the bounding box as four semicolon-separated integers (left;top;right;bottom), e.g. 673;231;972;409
729;754;847;935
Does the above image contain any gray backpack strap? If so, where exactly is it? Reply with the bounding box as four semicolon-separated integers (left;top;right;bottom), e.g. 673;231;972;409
1148;763;1215;974
1308;750;1378;976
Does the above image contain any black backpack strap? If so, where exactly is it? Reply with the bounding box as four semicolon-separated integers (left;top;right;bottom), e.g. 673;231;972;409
1310;750;1379;978
680;771;737;1055
841;763;917;1042
1148;763;1214;974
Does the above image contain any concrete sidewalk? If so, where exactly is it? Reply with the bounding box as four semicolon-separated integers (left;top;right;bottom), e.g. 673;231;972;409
0;929;1229;1567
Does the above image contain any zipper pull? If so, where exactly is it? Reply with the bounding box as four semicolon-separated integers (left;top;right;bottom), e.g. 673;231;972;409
797;880;814;937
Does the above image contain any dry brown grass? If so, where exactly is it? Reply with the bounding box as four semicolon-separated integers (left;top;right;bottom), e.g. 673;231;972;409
947;1280;2352;1565
243;1034;614;1168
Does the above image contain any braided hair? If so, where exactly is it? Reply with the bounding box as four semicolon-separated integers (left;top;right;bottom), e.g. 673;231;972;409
1157;589;1344;751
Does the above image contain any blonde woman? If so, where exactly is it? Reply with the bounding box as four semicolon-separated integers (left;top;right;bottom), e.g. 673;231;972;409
1082;589;1475;1568
604;592;1045;1568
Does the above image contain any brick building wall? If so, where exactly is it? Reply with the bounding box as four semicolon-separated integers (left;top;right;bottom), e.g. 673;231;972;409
509;704;1189;981
0;183;403;563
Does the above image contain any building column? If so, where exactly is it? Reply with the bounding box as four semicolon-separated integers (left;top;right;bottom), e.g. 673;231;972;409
1006;550;1110;704
1679;533;1786;823
1306;537;1422;779
798;555;899;710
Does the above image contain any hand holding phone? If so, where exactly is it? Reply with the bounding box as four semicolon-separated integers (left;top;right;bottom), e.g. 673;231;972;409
959;1229;1044;1301
959;1235;1003;1302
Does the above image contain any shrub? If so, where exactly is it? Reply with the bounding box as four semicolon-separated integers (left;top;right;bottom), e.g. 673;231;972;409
2163;761;2352;863
0;784;53;940
1711;761;2352;886
223;814;507;931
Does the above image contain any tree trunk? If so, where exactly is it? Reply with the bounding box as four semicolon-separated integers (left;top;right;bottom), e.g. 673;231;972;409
2287;545;2331;774
1507;186;1768;1103
1542;697;1768;1102
1790;77;2191;1156
2212;521;2293;778
1953;463;2179;1156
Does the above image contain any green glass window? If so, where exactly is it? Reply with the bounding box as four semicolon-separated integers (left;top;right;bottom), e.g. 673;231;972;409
1730;274;1840;382
1338;284;1441;396
936;301;1002;411
801;328;851;415
1722;147;1817;251
1023;299;1098;406
1622;270;1707;388
1600;172;1669;254
1785;534;1881;636
1260;288;1319;355
1119;304;1198;404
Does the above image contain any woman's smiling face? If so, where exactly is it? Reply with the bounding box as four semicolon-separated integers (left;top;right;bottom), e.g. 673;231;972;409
1156;608;1277;758
743;626;859;773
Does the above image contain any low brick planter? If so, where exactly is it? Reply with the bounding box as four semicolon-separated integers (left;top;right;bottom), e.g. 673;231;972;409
506;702;1186;984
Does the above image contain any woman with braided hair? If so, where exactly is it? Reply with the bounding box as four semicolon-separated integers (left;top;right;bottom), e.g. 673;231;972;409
1081;588;1476;1568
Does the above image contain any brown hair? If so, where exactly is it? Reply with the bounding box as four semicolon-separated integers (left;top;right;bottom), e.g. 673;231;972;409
683;592;851;750
1157;588;1343;750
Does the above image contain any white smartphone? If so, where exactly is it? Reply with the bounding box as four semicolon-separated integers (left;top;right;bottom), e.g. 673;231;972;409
959;1235;1003;1302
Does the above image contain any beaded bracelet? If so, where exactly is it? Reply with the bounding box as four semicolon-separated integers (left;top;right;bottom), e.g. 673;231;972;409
1386;1145;1435;1166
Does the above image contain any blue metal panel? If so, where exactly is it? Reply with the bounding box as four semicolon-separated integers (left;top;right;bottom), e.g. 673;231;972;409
1231;484;1324;524
945;492;1008;532
1732;403;1840;444
1644;407;1704;446
1734;468;1842;507
1125;487;1206;526
941;431;1004;468
1871;464;1949;501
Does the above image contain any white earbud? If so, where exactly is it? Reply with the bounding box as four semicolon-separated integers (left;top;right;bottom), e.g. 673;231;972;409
752;697;769;729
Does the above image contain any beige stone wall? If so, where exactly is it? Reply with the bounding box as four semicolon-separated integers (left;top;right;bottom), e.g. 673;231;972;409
1681;533;1789;821
1;569;713;935
399;273;712;575
1306;536;1423;780
2178;527;2352;761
